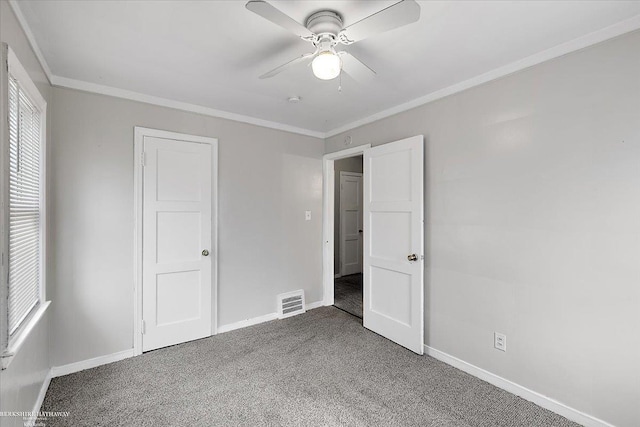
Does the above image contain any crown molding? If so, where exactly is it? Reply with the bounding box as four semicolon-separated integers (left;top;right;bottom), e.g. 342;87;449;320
324;14;640;138
50;75;325;139
8;0;53;84
8;0;640;141
8;0;324;139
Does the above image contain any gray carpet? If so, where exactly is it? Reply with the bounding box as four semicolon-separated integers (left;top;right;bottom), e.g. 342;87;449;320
43;307;579;427
334;273;363;318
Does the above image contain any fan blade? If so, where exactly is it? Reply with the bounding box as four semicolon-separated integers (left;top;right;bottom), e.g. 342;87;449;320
259;53;315;79
338;0;420;45
246;1;315;39
339;51;376;82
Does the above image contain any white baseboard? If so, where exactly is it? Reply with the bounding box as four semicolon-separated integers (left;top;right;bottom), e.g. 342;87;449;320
424;345;614;427
51;302;325;377
305;300;324;310
26;349;130;418
217;312;278;334
217;300;324;334
26;369;52;424
51;349;134;378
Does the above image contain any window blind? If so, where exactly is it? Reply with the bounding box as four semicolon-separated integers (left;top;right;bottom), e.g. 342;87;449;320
7;74;42;335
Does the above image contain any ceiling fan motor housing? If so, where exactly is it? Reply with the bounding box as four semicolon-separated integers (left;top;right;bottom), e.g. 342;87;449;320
306;10;343;38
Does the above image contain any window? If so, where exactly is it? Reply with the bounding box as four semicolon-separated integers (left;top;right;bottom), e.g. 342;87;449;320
7;73;43;335
1;45;47;352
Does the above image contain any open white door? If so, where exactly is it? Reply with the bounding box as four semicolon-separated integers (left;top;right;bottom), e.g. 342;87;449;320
142;136;213;352
340;172;363;276
363;135;424;354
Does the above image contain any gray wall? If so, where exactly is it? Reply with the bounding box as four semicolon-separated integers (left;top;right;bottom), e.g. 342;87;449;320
326;31;640;427
333;156;363;274
50;87;324;367
0;1;52;425
2;2;638;425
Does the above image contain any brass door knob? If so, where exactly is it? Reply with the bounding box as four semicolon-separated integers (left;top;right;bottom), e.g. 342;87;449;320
407;254;418;261
202;249;210;257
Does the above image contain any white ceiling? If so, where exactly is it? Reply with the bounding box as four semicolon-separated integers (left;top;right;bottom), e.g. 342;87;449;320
14;1;640;136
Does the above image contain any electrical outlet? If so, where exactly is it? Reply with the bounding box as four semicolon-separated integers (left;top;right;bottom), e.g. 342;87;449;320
494;332;507;352
305;210;312;221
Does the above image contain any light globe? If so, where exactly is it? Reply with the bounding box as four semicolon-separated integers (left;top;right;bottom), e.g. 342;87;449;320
312;51;341;80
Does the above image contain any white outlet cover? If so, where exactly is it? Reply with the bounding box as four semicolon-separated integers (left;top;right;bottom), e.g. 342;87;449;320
305;210;311;221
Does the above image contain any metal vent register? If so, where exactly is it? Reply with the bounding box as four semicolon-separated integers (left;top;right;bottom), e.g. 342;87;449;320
277;290;306;319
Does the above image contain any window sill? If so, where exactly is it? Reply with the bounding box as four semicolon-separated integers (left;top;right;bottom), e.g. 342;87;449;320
1;301;51;370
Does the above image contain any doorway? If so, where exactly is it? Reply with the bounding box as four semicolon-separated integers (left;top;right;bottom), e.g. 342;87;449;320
334;159;363;318
322;136;425;354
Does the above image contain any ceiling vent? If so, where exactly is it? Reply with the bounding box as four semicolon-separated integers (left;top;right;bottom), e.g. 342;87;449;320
277;290;306;319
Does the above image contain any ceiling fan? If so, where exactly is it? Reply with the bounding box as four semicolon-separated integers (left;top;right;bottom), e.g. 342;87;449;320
246;0;421;81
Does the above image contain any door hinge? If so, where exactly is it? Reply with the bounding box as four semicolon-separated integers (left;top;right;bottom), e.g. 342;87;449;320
142;320;146;334
141;152;146;167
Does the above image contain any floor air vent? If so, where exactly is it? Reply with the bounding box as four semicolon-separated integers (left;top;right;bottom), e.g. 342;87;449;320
277;290;306;319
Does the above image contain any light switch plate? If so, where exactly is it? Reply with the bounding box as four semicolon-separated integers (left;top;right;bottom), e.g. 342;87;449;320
305;210;311;221
494;332;507;352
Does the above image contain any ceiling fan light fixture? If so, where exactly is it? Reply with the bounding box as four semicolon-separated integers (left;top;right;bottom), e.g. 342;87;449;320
311;51;341;80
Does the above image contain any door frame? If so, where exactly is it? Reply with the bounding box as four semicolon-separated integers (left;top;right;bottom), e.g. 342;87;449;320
339;171;363;277
133;127;218;356
322;144;370;306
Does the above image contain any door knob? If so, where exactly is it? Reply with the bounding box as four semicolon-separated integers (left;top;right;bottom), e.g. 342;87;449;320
407;254;418;261
202;249;209;257
358;229;363;233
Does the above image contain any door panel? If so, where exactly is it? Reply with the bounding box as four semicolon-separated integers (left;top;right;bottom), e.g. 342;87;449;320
370;149;413;202
370;266;412;326
156;149;203;201
156;212;201;263
340;172;363;275
142;136;212;352
370;212;412;260
363;136;424;354
156;270;201;325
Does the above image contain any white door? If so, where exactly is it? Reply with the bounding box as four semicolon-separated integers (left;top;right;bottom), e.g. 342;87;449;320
363;135;424;354
142;136;212;352
340;172;363;276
